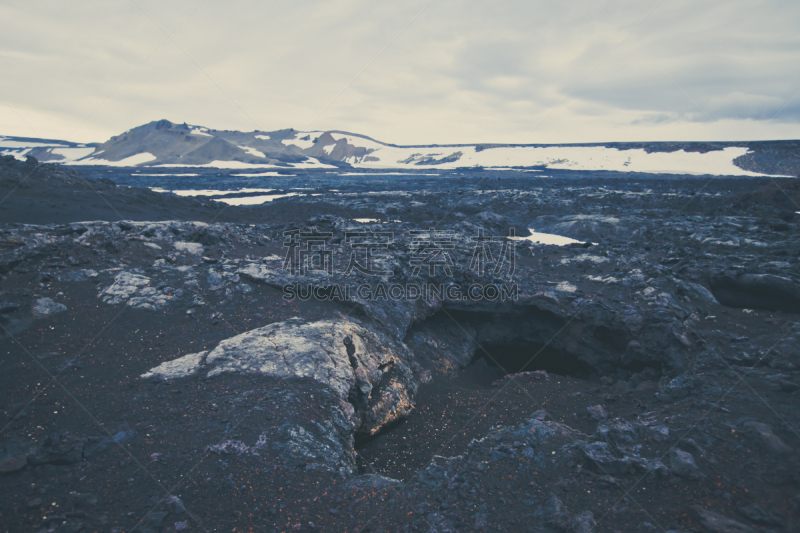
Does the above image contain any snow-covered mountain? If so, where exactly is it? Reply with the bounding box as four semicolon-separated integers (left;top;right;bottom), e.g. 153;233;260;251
1;119;797;176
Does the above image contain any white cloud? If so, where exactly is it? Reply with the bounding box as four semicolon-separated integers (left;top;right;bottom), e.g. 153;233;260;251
0;0;797;144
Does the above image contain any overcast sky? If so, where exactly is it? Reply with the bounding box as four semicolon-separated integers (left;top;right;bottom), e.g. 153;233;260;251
1;0;799;144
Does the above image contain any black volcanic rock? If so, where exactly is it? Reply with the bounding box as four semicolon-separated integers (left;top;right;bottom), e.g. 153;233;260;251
709;271;800;312
2;163;800;533
0;155;244;224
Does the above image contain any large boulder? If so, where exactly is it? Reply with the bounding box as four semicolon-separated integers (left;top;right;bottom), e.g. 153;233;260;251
709;272;800;312
142;317;417;435
32;298;67;317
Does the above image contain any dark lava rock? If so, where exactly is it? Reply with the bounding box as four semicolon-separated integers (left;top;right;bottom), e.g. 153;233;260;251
27;432;87;466
710;272;800;312
0;455;27;474
669;448;702;479
737;503;783;526
692;505;756;533
0;301;19;314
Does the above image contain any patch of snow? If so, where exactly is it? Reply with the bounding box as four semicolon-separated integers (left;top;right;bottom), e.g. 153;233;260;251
150;187;275;197
282;131;323;150
584;275;619;284
510;230;583;246
73;152;157;166
569;214;620;224
484;167;543;172
190;128;212;137
137;173;199;176
238;145;267;158
231;172;294;177
336;172;440;176
291;157;337;169
51;147;95;161
254;134;271;140
174;242;204;255
560;254;610;264
214;193;299;205
555;281;578;293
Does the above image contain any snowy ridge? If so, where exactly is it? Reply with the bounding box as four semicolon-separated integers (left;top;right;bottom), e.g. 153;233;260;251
1;121;795;176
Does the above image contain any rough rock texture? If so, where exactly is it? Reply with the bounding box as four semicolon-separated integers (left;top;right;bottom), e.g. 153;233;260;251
31;297;67;317
0;455;27;474
26;432;87;466
669;448;702;479
3;167;800;532
100;270;178;310
100;271;151;304
741;421;793;454
692;505;757;533
710;271;800;312
142;317;417;436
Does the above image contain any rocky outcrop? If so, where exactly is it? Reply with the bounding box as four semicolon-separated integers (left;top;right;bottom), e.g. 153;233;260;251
710;272;800;312
32;297;67;317
100;271;178;310
142;317;417;436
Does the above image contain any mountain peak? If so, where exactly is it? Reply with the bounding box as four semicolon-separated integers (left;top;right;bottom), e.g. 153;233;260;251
154;119;174;130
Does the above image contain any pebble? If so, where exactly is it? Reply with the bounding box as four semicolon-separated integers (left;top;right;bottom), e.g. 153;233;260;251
0;455;27;475
669;448;702;479
586;405;608;420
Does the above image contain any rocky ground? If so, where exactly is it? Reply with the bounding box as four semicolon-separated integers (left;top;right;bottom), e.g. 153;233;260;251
1;156;800;532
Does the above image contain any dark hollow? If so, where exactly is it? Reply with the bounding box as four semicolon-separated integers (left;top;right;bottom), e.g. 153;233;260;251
354;417;406;450
710;284;800;313
477;340;592;377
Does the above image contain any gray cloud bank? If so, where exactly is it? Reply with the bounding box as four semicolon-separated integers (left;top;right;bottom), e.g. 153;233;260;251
0;0;798;144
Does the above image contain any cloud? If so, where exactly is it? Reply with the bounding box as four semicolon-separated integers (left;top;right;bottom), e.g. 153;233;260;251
0;0;797;143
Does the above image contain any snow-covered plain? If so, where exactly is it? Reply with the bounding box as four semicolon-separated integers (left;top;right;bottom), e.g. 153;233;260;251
323;134;779;176
352;145;768;176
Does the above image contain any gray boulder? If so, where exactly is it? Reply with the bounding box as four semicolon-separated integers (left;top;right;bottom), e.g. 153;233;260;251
32;297;66;317
669;448;702;479
691;505;756;533
142;317;417;435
